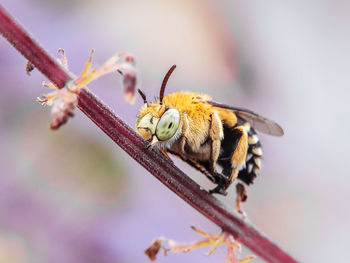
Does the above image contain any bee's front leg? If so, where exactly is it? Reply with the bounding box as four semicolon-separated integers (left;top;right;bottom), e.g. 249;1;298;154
159;148;173;162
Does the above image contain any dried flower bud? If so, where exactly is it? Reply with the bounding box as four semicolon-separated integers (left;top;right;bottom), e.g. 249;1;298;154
122;70;137;104
145;239;162;261
124;55;135;64
49;89;78;130
115;53;138;105
25;60;35;75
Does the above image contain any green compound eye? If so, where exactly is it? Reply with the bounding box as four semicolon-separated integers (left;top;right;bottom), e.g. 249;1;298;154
156;108;180;141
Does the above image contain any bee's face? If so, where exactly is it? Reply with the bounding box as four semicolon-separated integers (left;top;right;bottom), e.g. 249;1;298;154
135;104;180;146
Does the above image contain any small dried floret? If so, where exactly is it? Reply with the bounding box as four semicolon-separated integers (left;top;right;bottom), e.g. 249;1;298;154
36;49;137;129
145;226;255;263
49;85;78;129
145;239;162;261
119;70;137;104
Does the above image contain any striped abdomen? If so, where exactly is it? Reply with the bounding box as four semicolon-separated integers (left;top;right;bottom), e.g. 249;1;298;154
218;122;262;185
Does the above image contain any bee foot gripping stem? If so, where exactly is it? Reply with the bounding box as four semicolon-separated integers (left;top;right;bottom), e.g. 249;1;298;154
208;173;229;196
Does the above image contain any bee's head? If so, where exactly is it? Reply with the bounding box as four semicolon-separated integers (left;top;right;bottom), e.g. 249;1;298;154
135;65;180;146
135;105;180;145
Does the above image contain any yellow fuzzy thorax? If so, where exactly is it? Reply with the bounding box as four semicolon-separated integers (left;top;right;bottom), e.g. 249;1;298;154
136;92;211;132
136;91;238;129
137;92;210;116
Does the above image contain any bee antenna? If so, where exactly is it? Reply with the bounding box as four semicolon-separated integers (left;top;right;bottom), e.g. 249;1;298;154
137;89;147;104
159;65;176;105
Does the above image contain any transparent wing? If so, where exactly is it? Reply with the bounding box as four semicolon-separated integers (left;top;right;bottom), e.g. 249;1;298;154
207;101;284;136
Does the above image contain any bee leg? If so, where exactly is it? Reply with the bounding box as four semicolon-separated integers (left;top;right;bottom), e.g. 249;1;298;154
179;113;189;154
159;149;173;162
236;183;247;215
168;152;218;187
229;124;249;184
191;162;216;183
186;160;222;190
207;112;227;195
208;173;228;196
209;112;224;174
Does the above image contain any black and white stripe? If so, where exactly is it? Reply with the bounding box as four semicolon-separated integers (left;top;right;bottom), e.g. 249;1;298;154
237;127;262;185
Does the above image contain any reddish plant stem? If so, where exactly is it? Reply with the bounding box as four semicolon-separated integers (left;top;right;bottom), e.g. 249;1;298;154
0;6;298;263
0;7;71;89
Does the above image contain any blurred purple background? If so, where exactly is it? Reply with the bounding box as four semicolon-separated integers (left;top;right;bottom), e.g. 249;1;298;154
1;1;349;262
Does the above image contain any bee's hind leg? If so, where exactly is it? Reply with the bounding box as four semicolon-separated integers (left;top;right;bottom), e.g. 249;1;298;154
236;183;248;216
229;124;250;214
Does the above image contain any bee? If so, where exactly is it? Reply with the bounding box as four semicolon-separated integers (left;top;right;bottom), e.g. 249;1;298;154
135;65;283;208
